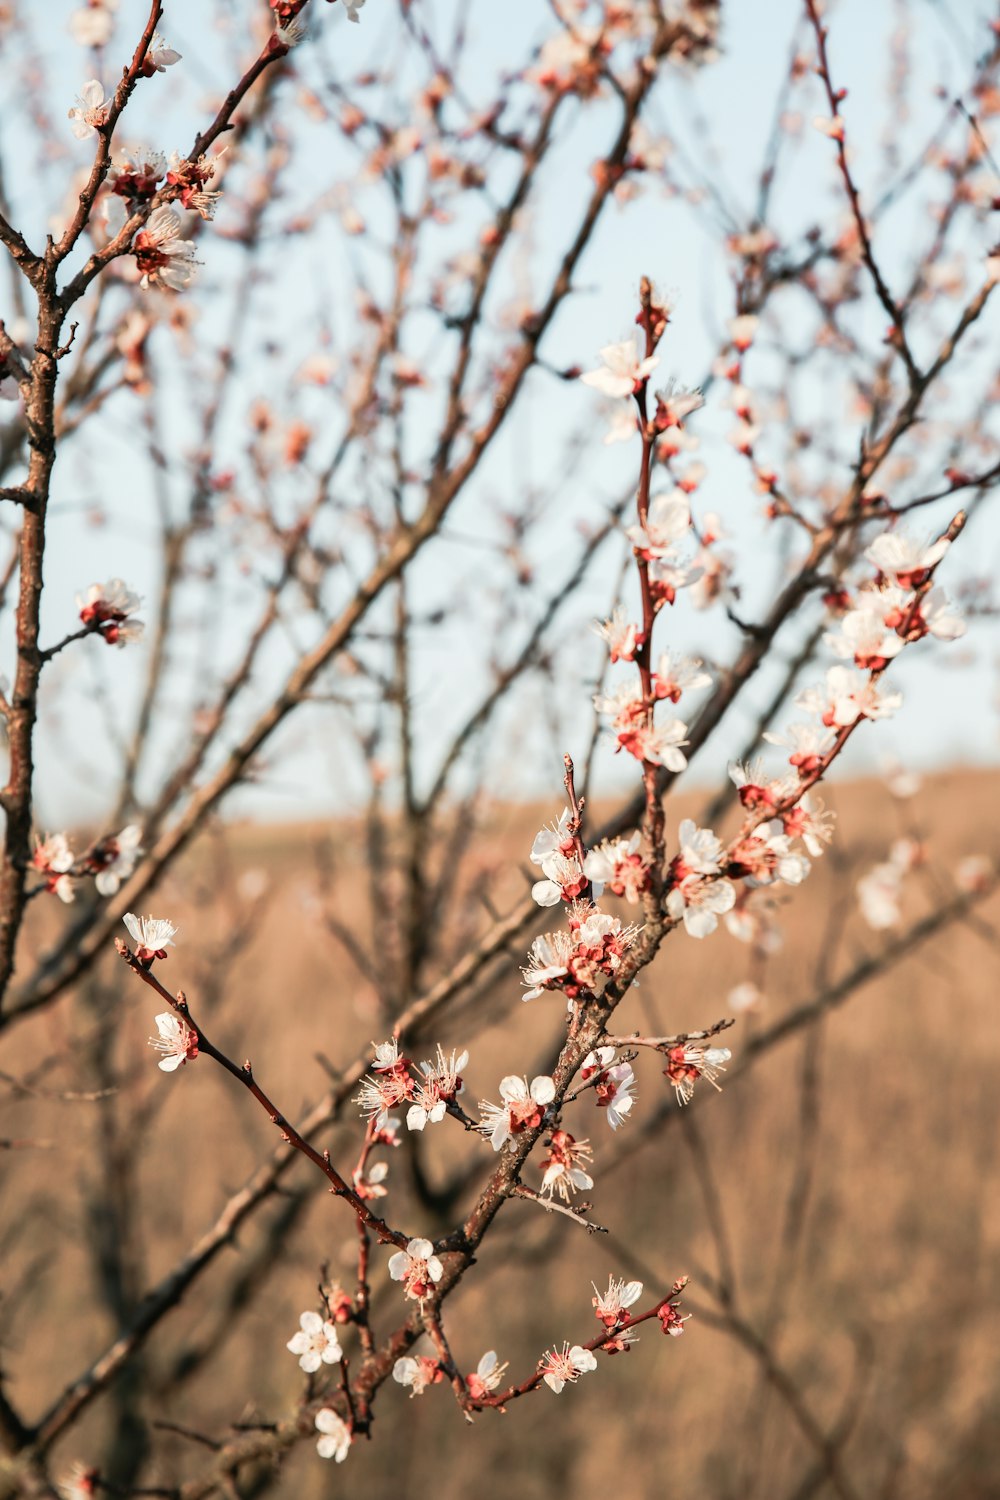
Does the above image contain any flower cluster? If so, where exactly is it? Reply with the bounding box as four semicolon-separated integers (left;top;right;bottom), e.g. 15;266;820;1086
77;579;144;646
521;903;640;1004
353;1039;468;1132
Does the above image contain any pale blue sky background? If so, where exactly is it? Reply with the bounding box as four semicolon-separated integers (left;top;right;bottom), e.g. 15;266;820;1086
1;0;997;829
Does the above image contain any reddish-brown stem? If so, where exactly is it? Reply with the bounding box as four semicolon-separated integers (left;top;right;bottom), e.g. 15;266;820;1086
115;943;408;1248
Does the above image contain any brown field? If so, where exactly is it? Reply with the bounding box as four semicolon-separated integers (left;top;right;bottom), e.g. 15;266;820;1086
1;767;998;1499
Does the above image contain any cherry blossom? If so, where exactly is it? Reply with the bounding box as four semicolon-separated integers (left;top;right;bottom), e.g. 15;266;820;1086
133;206;199;292
581;340;659;399
340;0;367;20
856;859;904;930
781;794;835;857
866;530;950;589
583;833;649;903
582;1049;637;1130
665;873;736;938
478;1075;555;1151
594;606;643;663
353;1160;389;1200
142;33;181;74
592;1276;643;1328
728;823;810;887
286;1310;343;1372
69;1;117;49
166;153;222;221
405;1045;469;1131
671;818;724;877
530;815;591;906
763;721;837;775
728;758;792;813
148;1012;198;1072
825;604;904;672
108;149;166;203
314;1407;351;1462
77;578;144;646
539;1342;598;1393
387;1237;444;1301
654;379;704;429
796;666;903;727
727;980;763;1012
651;650;711;702
86;824;142;895
393;1355;442;1397
729;313;759;351
467;1350;509;1399
813;113;845;141
955;855;992;893
68;80;109;139
899;586;966;644
58;1465;99;1500
662;1044;731;1105
521;905;640;1003
32;834;75;903
539;1129;594;1201
626;489;691;560
123;912;177;964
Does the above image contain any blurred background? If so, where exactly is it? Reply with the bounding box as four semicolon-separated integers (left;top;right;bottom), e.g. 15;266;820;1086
0;1;998;1496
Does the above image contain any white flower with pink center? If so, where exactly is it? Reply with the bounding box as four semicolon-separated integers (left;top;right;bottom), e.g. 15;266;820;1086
592;1276;643;1328
825;605;904;671
286;1311;343;1372
133;206;199;292
405;1045;469;1131
123;912;177;963
627;490;691;560
314;1408;351;1462
665;875;736;938
651;651;711;702
763;721;837;776
673;818;724;877
69;1;118;48
539;1342;597;1393
77;578;144;646
539;1129;594;1201
32;834;75;903
594;606;642;663
89;824;142;895
582;1049;637;1131
467;1350;509;1399
387;1237;444;1302
728;759;792;813
583;833;648;904
393;1355;441;1397
148;1012;198;1072
856;860;904;930
68;80;109;138
144;32;181;72
796;666;902;727
781;794;835;858
866;530;950;589
581;339;659;399
478;1075;555;1151
662;1043;731;1105
655;379;704;428
729;823;810;887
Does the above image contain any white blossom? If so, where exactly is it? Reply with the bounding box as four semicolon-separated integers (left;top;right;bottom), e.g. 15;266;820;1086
314;1408;351;1462
286;1310;343;1372
539;1342;598;1393
581;339;659;399
148;1012;197;1072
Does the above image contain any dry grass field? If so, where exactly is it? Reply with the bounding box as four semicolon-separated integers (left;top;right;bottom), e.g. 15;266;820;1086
1;767;998;1499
